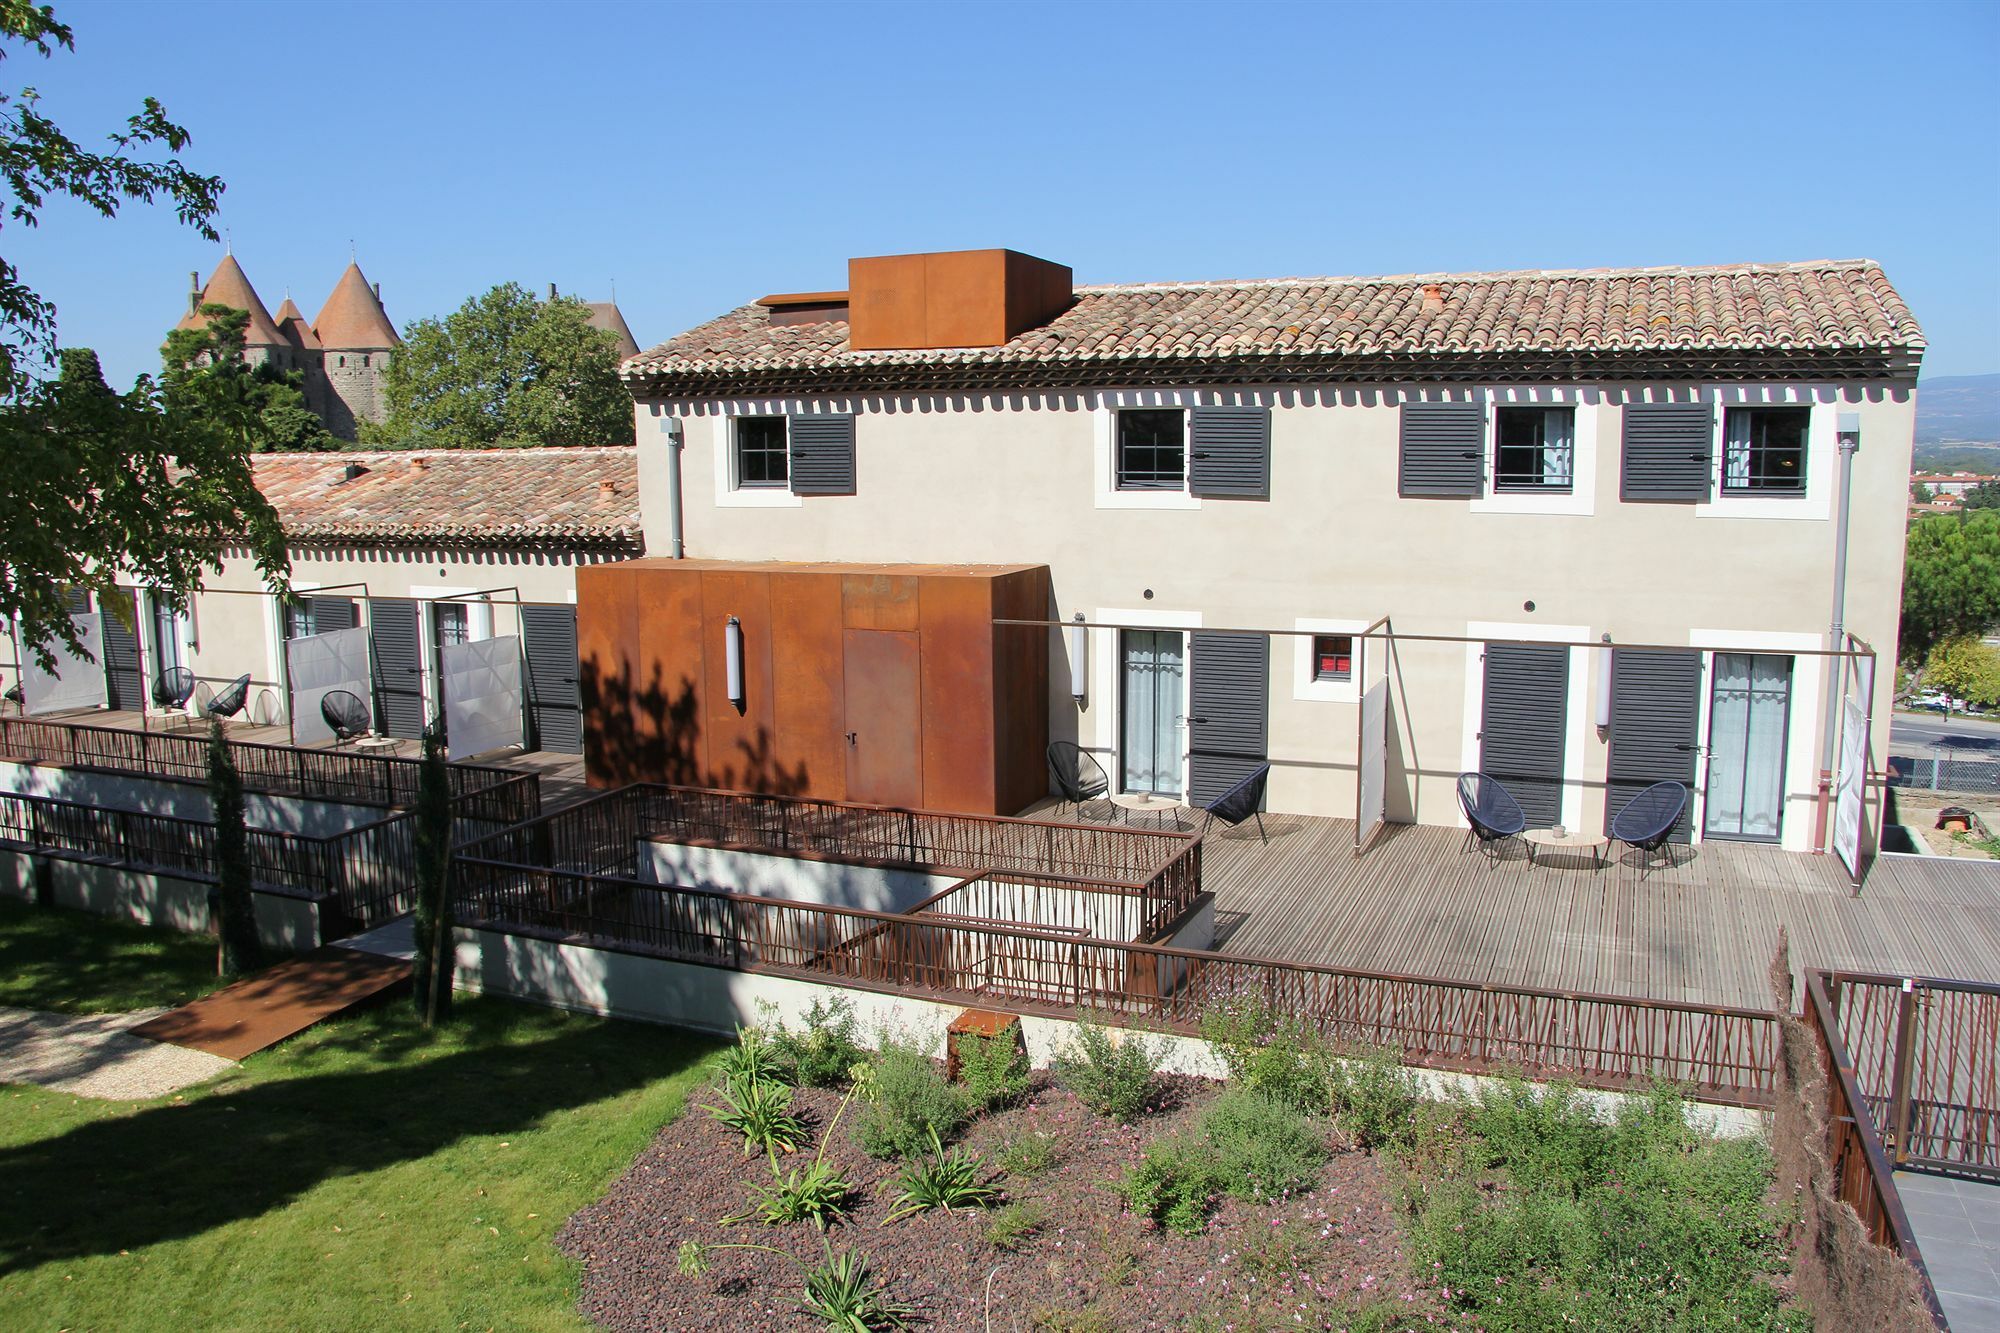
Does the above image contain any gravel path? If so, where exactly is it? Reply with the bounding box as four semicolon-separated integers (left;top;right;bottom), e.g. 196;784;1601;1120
0;1005;236;1100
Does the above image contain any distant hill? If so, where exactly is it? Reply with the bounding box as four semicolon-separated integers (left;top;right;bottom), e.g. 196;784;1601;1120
1916;373;2000;446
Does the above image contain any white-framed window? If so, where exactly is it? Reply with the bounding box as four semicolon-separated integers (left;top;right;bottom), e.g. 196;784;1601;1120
713;414;804;509
1116;408;1186;491
1493;405;1575;494
1311;634;1353;682
1721;406;1809;495
734;416;790;489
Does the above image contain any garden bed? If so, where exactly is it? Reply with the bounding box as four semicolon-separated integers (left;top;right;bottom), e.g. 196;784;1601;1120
561;1076;1430;1331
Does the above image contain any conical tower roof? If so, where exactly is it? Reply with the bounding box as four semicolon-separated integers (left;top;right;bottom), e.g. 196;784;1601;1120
273;296;321;350
313;262;400;349
176;254;286;347
584;301;640;360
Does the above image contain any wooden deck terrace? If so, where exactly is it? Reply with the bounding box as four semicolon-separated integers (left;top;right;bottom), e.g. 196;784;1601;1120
1030;801;2000;1011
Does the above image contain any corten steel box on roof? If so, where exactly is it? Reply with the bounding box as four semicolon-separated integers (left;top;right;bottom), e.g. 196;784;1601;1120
847;249;1073;352
577;559;1051;816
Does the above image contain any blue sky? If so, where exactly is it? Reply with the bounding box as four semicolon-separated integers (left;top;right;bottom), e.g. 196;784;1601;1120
12;0;1999;389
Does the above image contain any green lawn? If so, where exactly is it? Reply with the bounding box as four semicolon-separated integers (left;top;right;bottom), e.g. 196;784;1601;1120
0;996;718;1330
0;899;224;1013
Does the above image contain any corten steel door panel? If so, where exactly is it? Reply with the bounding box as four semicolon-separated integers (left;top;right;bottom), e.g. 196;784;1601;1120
992;568;1053;813
699;570;776;790
98;589;143;711
636;567;706;784
843;629;923;809
842;573;921;632
919;574;997;814
369;598;425;740
1480;643;1569;828
577;563;641;786
770;572;848;801
520;605;583;755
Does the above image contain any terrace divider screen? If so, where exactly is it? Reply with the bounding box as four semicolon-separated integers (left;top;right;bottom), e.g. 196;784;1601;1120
20;612;106;715
443;634;524;761
286;626;373;746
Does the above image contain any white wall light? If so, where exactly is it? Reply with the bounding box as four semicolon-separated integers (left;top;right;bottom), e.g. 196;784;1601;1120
1067;612;1088;706
1595;633;1613;731
724;615;745;712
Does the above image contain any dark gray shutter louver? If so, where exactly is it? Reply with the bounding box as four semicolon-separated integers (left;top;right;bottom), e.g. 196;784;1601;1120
1188;632;1270;807
311;597;357;633
520;605;583;754
1604;649;1701;843
1188;406;1270;498
1398;402;1486;497
1479;643;1569;828
1621;403;1714;502
368;598;425;739
789;414;856;495
100;592;143;709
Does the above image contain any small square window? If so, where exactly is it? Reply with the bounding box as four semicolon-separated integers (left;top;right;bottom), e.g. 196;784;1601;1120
1313;634;1353;682
1723;407;1808;494
735;417;789;489
1117;409;1185;491
284;601;315;639
1494;406;1575;493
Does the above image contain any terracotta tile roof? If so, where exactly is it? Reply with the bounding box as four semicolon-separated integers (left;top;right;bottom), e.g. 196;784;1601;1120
313;262;401;350
627;259;1923;393
273;296;320;351
249;447;642;550
177;255;286;347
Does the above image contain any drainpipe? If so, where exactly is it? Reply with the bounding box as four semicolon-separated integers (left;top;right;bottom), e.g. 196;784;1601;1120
661;415;686;558
1813;411;1862;853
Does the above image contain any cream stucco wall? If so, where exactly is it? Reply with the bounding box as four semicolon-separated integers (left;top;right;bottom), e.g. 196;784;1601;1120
635;381;1913;851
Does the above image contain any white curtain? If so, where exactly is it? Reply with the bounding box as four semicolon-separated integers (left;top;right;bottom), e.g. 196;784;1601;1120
1724;411;1753;489
1706;653;1790;839
1120;631;1183;797
1542;408;1574;486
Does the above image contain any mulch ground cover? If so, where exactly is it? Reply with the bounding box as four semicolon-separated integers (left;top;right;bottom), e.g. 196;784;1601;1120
562;1073;1444;1331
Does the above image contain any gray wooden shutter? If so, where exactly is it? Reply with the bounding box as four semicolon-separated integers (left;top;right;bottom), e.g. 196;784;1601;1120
1479;643;1568;827
1188;406;1270;498
520;605;582;754
789;414;856;495
368;598;425;739
100;591;143;709
1188;632;1269;807
1621;403;1714;502
311;597;357;632
1604;649;1701;842
1398;402;1485;497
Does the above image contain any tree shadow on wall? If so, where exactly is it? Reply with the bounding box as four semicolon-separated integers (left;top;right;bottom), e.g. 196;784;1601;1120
581;657;808;798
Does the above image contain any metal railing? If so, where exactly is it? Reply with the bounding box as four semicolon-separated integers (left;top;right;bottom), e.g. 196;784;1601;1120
1802;971;1948;1326
0;712;537;817
455;784;1202;936
450;852;1783;1105
1821;968;2000;1180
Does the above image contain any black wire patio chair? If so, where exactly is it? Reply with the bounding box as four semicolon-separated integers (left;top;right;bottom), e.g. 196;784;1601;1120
1200;762;1270;843
1457;772;1528;862
203;673;251;727
1609;781;1689;877
321;689;372;747
1046;741;1119;823
152;666;196;731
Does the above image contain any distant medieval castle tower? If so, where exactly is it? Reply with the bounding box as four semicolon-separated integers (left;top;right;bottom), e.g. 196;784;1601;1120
175;258;638;442
176;254;399;440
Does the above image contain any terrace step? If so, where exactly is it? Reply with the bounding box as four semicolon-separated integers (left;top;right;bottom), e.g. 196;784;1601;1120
129;946;412;1060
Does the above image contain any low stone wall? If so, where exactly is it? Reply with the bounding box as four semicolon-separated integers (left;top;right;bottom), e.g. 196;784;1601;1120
0;848;319;953
450;924;1765;1138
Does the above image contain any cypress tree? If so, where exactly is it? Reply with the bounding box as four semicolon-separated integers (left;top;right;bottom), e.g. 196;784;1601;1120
411;723;454;1025
207;717;263;975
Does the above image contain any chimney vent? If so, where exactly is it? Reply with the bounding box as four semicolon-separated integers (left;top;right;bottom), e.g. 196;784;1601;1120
372;282;381;301
549;283;558;301
342;462;368;482
189;271;201;314
598;479;616;496
1420;283;1445;312
410;455;428;471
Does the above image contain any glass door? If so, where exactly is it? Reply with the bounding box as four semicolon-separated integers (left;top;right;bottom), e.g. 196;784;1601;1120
1704;653;1793;841
1120;630;1185;797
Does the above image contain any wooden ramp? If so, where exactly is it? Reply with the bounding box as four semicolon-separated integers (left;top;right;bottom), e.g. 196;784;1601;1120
130;947;411;1061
